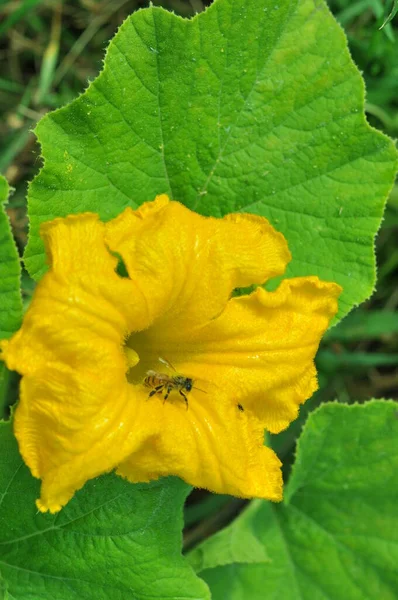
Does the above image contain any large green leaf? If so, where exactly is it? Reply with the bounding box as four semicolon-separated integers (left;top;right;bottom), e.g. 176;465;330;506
0;175;22;339
0;421;210;600
188;499;269;573
191;401;398;599
25;0;397;320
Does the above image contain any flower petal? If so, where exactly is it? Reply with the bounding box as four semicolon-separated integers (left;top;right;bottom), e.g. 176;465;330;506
105;195;291;330
117;392;282;501
131;277;341;434
1;215;154;512
1;201;340;511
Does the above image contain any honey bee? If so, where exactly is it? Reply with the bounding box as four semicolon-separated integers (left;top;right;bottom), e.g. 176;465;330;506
144;358;204;409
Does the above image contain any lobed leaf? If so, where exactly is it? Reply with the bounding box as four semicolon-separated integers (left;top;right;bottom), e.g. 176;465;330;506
24;0;397;321
192;401;398;599
0;420;210;600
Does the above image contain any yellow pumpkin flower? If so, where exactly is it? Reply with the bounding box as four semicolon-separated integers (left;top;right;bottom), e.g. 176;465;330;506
0;195;341;513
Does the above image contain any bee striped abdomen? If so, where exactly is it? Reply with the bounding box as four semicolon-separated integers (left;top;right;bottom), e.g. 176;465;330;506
144;374;158;388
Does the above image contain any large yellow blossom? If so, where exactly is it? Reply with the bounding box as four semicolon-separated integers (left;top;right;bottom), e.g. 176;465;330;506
0;195;341;513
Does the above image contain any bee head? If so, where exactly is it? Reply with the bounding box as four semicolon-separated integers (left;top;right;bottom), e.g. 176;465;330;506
185;379;193;392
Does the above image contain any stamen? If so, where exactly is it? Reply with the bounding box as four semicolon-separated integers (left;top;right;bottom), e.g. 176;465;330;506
124;346;139;368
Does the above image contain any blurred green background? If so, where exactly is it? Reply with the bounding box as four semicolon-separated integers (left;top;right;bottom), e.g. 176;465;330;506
0;0;397;544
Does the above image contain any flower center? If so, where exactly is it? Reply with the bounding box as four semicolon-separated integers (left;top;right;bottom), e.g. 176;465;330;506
123;334;163;386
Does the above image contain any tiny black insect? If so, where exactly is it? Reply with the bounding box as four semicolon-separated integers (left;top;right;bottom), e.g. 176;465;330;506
237;403;244;412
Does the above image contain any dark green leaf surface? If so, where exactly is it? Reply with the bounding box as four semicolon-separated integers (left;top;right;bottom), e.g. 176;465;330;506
194;401;398;600
0;175;22;339
0;421;210;600
25;0;397;321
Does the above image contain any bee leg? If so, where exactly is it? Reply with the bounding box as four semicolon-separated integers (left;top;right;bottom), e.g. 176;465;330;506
179;390;189;410
163;385;172;404
148;385;163;399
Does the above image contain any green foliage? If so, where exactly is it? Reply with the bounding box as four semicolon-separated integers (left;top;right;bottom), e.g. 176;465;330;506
330;0;398;124
0;420;209;600
0;0;44;39
24;0;397;322
379;0;398;33
188;500;269;573
317;349;398;372
193;400;398;600
0;175;23;420
324;308;398;341
0;1;397;598
0;175;22;339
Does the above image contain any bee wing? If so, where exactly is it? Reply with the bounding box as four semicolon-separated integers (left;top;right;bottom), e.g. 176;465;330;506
158;357;176;371
156;361;220;394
